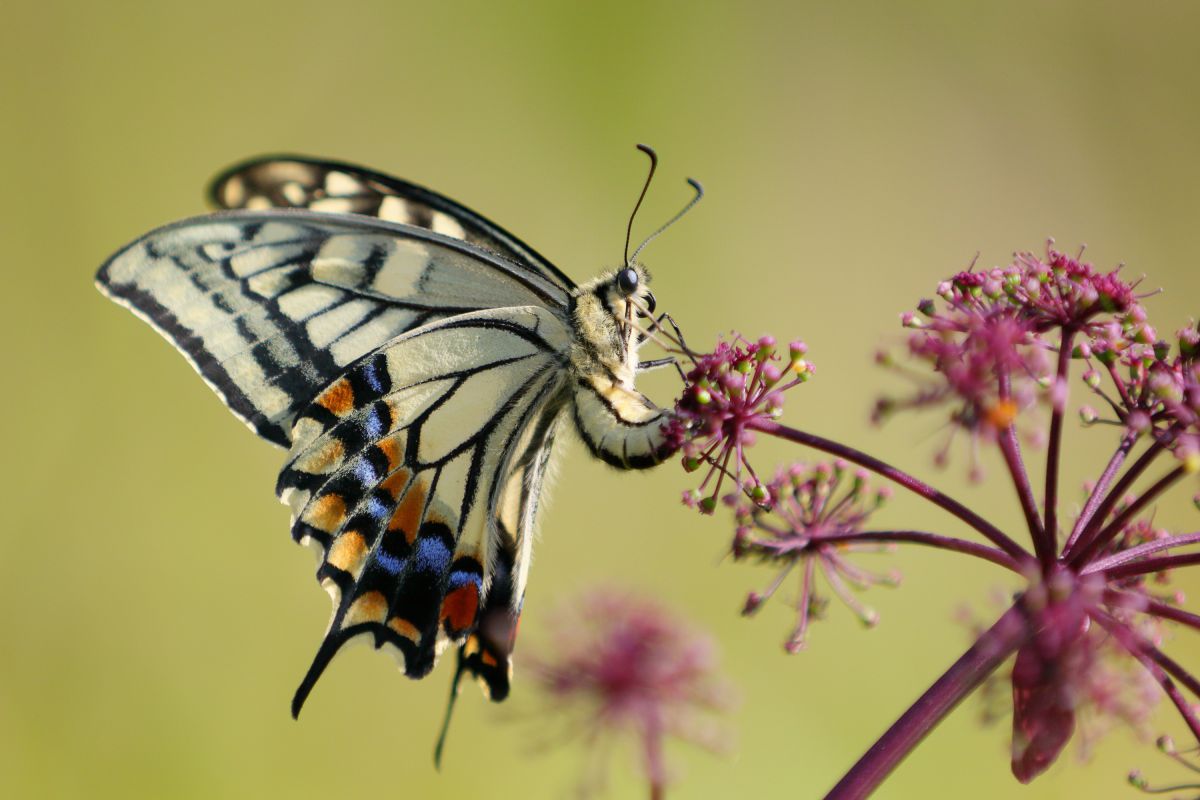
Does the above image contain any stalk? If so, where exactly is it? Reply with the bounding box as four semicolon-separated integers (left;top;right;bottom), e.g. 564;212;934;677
823;604;1028;799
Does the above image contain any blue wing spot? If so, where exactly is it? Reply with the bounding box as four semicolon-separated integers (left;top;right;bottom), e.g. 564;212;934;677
362;359;385;394
354;457;378;485
448;570;483;591
363;406;385;440
414;536;451;574
366;496;390;521
376;551;406;575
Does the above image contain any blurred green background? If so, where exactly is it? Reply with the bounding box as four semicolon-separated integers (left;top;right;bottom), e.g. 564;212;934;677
3;1;1199;797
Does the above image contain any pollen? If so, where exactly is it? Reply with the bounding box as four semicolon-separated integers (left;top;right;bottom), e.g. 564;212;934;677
985;399;1018;430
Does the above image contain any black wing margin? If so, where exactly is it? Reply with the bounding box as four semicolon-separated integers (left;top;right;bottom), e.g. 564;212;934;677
209;155;576;292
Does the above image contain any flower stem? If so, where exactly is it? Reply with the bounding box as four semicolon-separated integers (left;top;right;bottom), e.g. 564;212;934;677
1064;438;1167;561
997;423;1048;564
818;530;1023;572
747;420;1029;562
1042;330;1075;553
1071;465;1187;567
1103;550;1200;581
1063;431;1139;553
1083;532;1200;575
823;604;1028;800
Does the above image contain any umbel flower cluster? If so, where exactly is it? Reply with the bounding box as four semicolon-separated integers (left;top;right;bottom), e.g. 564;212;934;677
661;242;1200;797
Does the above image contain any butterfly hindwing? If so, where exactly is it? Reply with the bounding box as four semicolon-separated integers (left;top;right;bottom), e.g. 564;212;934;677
96;210;568;447
275;306;571;714
209;155;577;293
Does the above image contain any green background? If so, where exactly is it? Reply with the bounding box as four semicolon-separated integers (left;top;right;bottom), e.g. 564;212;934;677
4;1;1199;797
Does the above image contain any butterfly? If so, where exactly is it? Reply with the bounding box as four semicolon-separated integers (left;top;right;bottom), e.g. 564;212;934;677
94;148;700;751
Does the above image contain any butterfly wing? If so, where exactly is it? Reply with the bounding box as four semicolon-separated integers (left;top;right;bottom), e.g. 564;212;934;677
96;210;570;446
275;306;571;714
209;155;576;292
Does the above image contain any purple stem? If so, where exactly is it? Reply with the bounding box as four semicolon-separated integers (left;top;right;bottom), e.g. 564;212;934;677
1042;331;1075;559
817;530;1022;572
1064;438;1167;561
823;604;1028;800
997;424;1049;564
1134;596;1200;633
1071;465;1187;567
1063;431;1139;553
1082;531;1200;575
1103;550;1200;581
747;420;1029;562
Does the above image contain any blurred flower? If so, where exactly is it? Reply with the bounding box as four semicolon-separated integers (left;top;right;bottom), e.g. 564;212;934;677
732;461;896;652
523;588;735;799
667;333;812;513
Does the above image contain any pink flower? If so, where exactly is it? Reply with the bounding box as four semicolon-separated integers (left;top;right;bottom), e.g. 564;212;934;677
732;461;896;652
523;589;735;798
667;334;812;513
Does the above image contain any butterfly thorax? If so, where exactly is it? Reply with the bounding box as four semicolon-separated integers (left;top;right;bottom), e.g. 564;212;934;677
566;266;675;470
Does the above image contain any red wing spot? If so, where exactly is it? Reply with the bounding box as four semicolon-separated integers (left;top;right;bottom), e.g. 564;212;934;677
440;584;480;635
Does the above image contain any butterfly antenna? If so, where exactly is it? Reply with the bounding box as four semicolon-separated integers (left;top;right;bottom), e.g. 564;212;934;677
629;177;704;265
434;651;469;769
624;144;659;266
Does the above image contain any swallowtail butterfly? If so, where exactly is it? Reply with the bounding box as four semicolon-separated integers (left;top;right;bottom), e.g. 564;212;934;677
95;151;697;750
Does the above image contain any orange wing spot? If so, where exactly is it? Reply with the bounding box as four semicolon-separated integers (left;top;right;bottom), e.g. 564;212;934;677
462;634;481;658
377;435;403;471
387;617;420;643
293;437;345;475
481;651;499;668
302;493;346;533
379;468;411;500
440;585;480;634
388;478;427;543
326;531;367;576
343;591;388;627
318;377;355;416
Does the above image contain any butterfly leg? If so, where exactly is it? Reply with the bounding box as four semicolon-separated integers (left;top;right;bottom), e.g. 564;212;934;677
654;311;691;352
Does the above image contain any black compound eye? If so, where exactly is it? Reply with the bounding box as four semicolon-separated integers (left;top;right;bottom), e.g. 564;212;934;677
616;267;639;296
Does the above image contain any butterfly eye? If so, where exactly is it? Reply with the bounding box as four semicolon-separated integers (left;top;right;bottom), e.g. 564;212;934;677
616;267;639;296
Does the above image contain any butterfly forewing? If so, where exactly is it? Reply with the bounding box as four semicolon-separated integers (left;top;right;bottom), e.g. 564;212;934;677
210;155;577;293
96;210;567;446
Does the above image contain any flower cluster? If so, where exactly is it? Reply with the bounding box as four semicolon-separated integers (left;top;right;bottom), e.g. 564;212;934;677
668;242;1200;796
667;334;812;513
1079;318;1200;462
523;588;734;798
874;243;1147;477
731;461;895;652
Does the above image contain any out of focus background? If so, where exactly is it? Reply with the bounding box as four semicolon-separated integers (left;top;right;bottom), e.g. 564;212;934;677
3;2;1199;797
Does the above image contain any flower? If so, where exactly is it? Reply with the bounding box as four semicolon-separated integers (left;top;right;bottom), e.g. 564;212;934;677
667;334;812;513
874;243;1145;477
522;588;735;798
1078;318;1200;450
731;461;896;652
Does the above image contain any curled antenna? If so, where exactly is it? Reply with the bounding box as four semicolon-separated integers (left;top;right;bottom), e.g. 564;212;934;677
629;177;704;265
624;144;659;266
